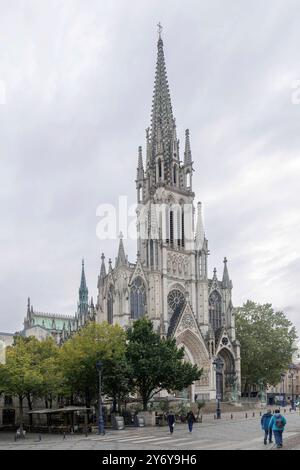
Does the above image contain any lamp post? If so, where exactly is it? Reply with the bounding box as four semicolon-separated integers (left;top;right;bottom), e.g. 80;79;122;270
96;360;105;435
288;364;296;411
213;357;224;419
280;373;286;408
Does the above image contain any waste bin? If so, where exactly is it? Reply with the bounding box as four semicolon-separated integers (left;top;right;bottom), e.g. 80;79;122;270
112;416;125;430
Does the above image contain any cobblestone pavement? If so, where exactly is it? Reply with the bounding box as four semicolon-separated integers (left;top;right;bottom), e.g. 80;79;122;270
0;412;299;450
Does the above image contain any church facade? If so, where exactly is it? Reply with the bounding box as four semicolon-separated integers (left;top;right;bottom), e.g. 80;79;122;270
95;34;241;401
22;33;241;402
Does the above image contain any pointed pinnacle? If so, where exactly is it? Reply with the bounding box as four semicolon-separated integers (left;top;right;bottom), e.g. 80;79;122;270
195;202;205;251
184;129;192;165
222;257;231;289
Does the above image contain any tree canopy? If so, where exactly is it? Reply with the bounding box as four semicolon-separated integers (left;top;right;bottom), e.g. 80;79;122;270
126;318;202;410
59;322;127;406
0;336;61;429
235;300;298;392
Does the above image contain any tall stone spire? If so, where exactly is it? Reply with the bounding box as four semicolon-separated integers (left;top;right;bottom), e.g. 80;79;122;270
195;202;205;251
150;28;175;162
79;259;88;315
222;257;232;289
116;232;127;267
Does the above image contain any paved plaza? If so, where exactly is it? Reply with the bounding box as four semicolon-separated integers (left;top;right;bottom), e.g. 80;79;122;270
0;412;300;450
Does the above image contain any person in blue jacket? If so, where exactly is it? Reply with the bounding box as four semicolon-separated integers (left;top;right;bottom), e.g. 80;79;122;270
261;409;273;445
269;409;287;448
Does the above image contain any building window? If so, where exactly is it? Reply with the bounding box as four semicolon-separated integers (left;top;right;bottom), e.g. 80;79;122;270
2;409;15;426
130;277;146;319
107;286;113;324
173;165;177;184
170;210;174;246
209;290;222;331
138;186;143;202
158;159;162;179
186;171;191;188
150;240;154;268
168;289;185;316
4;396;13;406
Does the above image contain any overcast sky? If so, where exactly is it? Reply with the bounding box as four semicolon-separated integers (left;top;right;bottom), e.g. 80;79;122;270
0;0;299;335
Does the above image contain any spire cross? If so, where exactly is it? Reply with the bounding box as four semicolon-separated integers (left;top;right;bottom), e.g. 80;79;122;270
224;257;228;264
157;22;163;39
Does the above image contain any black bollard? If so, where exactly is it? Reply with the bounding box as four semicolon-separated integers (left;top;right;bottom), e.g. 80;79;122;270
253;412;255;417
231;414;233;420
245;413;248;419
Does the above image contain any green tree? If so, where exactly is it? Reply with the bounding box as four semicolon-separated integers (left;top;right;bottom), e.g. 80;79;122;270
0;336;43;431
102;356;131;413
126;318;202;410
32;337;62;409
59;322;127;407
235;301;298;394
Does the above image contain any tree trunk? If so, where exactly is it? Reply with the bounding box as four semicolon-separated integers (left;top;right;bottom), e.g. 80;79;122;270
142;396;148;411
26;394;33;427
85;389;91;423
19;396;24;433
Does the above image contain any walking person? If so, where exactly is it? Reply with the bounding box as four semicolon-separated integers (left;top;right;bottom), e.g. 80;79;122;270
261;409;273;445
268;409;287;448
186;410;196;433
167;411;175;434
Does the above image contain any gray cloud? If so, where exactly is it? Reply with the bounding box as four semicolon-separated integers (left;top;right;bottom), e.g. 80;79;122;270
0;0;299;335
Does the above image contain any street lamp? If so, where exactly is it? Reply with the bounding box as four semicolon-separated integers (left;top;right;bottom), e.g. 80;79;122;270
213;357;224;419
288;364;296;411
96;360;105;435
280;373;286;408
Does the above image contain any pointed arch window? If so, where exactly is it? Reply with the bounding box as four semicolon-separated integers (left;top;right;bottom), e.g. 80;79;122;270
209;290;222;331
170;210;174;246
181;206;185;248
186;171;191;189
173;164;177;185
138;186;143;202
130;277;146;319
158;159;162;179
107;286;114;324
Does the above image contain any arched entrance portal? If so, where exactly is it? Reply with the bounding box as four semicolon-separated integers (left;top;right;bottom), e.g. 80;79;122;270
173;346;194;401
175;328;211;403
217;348;236;401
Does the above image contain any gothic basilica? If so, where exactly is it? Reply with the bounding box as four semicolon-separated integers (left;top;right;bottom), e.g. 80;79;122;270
23;32;241;402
